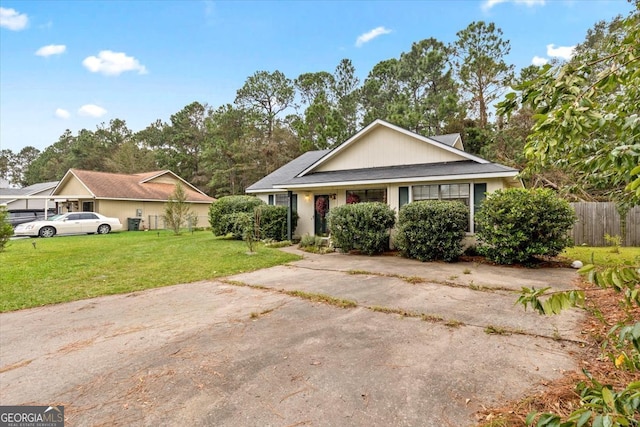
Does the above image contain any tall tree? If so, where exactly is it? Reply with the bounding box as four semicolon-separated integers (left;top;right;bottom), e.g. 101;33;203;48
205;104;258;196
394;38;460;135
0;150;10;184
292;71;339;150
499;8;640;208
454;21;514;129
291;61;360;150
23;130;76;185
361;58;401;126
331;59;360;141
362;39;460;136
138;102;213;191
235;70;294;141
105;140;157;174
0;147;41;186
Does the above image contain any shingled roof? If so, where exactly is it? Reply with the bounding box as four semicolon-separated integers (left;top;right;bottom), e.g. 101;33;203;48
55;169;214;203
277;160;518;188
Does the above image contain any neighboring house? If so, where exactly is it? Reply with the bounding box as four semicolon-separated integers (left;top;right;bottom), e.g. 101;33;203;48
247;119;522;238
0;181;58;210
52;169;215;229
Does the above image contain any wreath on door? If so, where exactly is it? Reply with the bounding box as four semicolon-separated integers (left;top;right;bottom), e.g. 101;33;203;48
315;197;329;219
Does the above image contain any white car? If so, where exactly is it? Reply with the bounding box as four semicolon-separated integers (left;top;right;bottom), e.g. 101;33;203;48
13;212;123;238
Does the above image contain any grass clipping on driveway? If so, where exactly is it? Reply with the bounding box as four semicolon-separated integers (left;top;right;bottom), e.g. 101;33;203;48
0;231;300;312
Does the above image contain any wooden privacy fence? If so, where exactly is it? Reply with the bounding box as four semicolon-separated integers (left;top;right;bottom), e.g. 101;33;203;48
569;202;640;247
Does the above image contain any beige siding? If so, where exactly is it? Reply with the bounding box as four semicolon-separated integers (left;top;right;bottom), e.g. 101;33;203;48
145;174;180;185
57;176;93;196
86;200;211;230
315;126;467;172
293;177;516;237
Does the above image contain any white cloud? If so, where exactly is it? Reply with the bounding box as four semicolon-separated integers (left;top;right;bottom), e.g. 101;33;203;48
55;108;70;119
532;56;548;66
547;44;576;60
78;104;107;118
0;7;29;30
355;26;392;47
482;0;545;11
82;50;148;76
35;44;66;57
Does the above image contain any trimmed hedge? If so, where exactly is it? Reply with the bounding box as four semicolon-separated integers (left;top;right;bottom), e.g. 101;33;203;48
394;200;469;262
255;205;298;242
328;202;396;255
209;195;264;236
208;195;296;241
475;188;576;265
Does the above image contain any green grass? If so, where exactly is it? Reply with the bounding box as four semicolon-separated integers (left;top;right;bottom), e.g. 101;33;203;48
560;246;640;267
0;231;300;312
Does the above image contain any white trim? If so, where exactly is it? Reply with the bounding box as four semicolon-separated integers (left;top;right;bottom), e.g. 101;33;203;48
297;120;489;177
95;197;212;203
0;194;89;200
0;194;211;203
278;171;519;190
246;187;287;194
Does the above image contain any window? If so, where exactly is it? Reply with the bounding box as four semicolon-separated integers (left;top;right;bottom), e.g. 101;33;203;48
346;189;386;204
275;194;289;206
413;183;471;231
399;187;409;208
80;213;99;220
413;184;470;206
269;193;298;213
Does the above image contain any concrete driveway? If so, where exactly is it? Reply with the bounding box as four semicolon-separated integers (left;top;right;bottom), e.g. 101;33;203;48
0;248;584;426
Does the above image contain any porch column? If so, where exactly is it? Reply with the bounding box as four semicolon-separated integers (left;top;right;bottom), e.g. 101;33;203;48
287;190;293;241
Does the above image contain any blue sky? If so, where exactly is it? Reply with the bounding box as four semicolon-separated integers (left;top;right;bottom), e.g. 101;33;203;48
0;0;635;152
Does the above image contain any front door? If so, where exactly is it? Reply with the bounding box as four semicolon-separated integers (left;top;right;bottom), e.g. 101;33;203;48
314;195;330;236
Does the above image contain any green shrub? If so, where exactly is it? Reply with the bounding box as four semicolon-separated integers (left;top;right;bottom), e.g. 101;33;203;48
224;212;253;240
299;234;323;248
475;188;576;265
0;207;13;252
328;202;396;255
394;201;468;262
254;205;298;242
209;195;264;237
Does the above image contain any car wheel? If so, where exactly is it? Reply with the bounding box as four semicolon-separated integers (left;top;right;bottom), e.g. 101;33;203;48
39;226;56;238
97;224;111;234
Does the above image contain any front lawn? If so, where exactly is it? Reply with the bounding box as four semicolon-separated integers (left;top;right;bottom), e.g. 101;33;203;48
0;231;300;312
560;245;640;267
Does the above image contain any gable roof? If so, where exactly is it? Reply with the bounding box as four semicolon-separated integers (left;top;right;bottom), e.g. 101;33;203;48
247;120;519;193
430;133;462;149
298;120;488;177
278;161;518;188
54;169;214;203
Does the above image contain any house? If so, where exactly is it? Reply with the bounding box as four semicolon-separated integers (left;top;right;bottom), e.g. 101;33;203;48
0;181;58;211
52;169;215;229
246;119;522;238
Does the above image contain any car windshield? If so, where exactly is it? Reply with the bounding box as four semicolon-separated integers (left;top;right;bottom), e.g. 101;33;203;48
47;214;65;221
